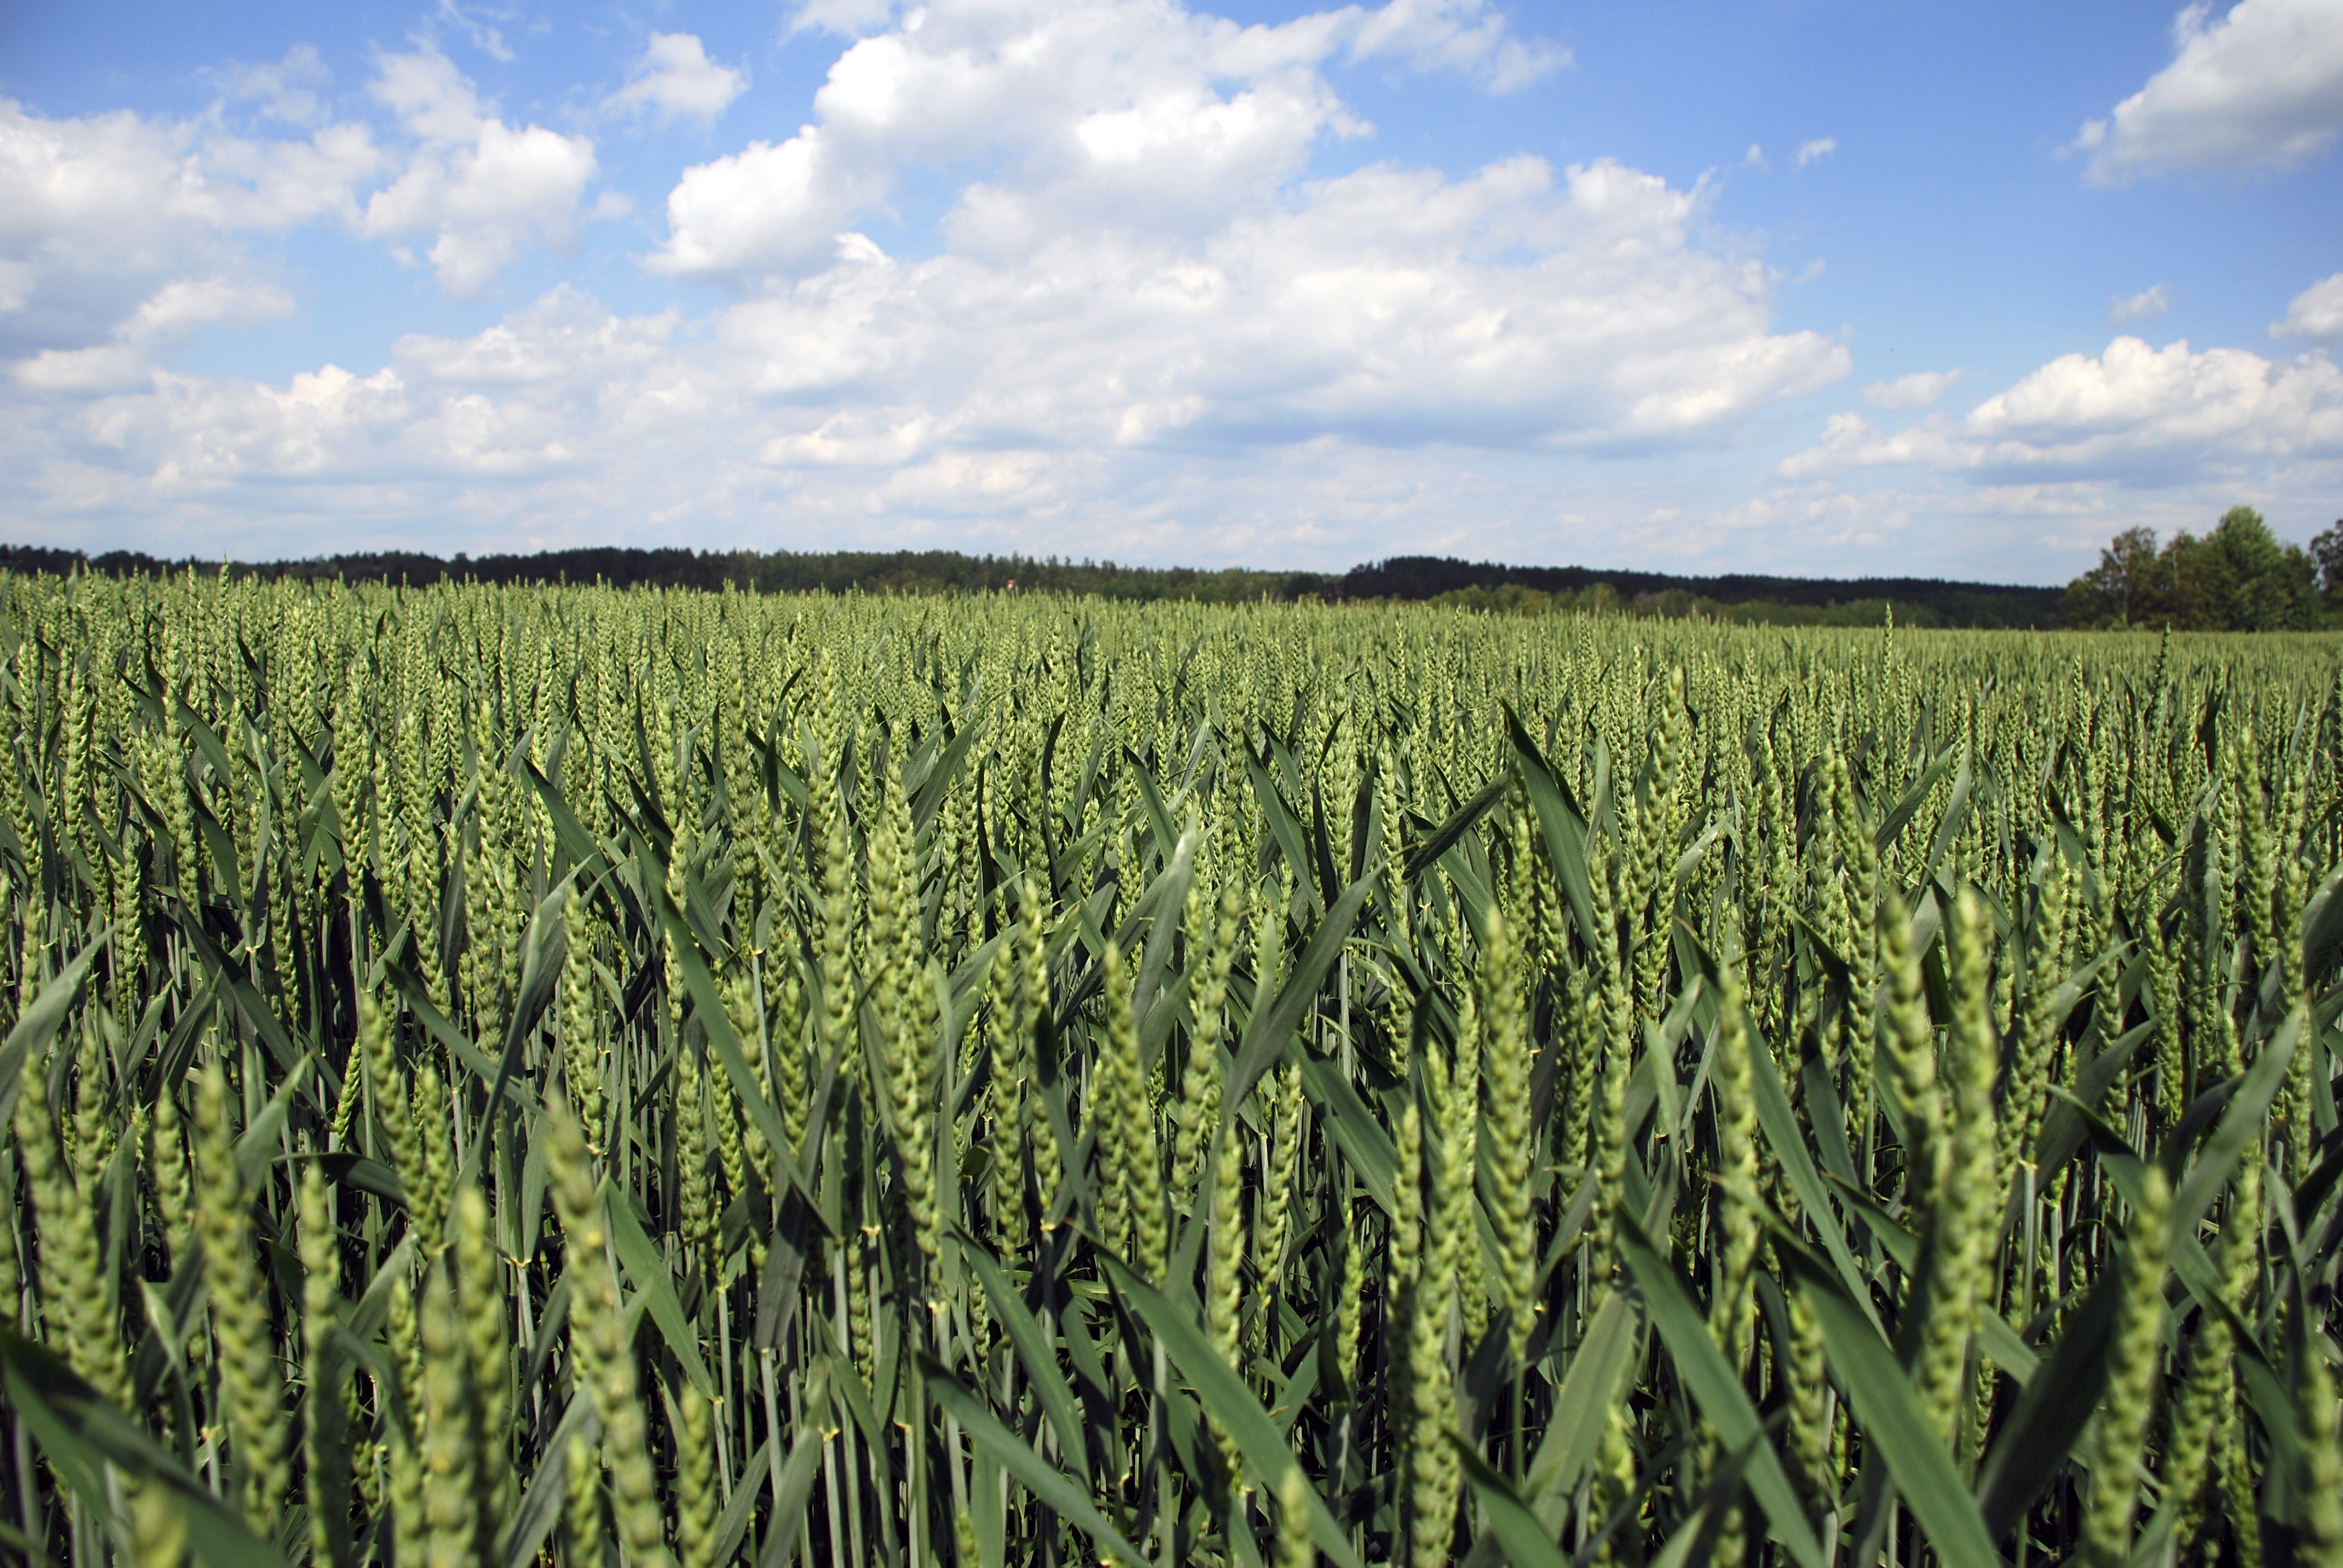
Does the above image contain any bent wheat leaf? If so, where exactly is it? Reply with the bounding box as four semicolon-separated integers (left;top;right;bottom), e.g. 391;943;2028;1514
920;1356;1147;1568
1777;1249;2005;1568
1;1330;292;1568
1099;1252;1367;1568
1614;1213;1827;1568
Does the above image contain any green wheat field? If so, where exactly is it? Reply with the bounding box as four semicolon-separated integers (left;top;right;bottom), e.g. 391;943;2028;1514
1;570;2338;1568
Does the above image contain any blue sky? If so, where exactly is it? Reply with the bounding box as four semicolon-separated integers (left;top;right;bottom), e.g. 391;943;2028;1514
4;0;2339;581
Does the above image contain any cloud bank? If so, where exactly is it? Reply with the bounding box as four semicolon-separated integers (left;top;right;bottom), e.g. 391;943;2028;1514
2076;0;2343;182
3;0;1858;565
5;0;2332;578
1783;335;2343;483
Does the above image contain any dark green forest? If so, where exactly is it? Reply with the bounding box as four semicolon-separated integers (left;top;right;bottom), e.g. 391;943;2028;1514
33;511;2343;633
0;542;2065;626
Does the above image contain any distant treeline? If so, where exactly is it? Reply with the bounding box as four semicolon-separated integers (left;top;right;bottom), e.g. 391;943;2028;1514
1351;557;2062;628
1;543;2065;626
5;545;1320;604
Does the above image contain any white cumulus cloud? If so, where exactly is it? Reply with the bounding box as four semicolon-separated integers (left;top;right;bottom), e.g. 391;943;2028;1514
0;95;375;373
686;149;1847;456
1863;370;1961;409
203;44;333;125
607;34;747;124
26;315;641;509
14;345;154;394
0;97;379;255
1346;0;1570;91
1784;335;2343;482
649;130;876;281
1795;136;1835;167
655;0;1567;284
1;53;618;407
2111;284;2172;323
360;49;602;300
5;0;1856;566
638;1;1832;467
21;131;1848;554
2076;0;2343;182
13;275;300;395
2273;272;2343;338
122;277;297;343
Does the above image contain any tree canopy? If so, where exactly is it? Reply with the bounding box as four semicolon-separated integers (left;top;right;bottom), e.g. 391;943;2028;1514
2064;508;2329;630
